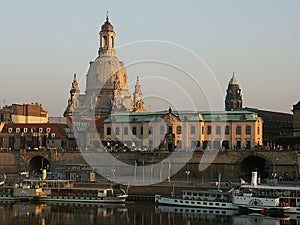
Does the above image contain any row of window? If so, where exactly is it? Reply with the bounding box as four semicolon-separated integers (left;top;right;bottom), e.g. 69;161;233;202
7;127;52;134
206;125;257;135
106;125;260;136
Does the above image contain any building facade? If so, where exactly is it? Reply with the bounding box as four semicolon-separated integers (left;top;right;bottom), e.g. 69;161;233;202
0;123;76;151
0;103;48;124
102;109;263;151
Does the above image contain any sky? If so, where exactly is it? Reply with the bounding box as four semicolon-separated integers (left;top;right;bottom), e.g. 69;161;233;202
0;0;299;116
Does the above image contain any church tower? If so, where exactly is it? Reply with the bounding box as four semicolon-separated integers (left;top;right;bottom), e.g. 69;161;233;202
131;76;147;112
63;73;80;118
72;12;132;120
225;73;243;111
98;11;116;57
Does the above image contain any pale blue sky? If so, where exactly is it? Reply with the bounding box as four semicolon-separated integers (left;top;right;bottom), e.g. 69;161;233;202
0;0;299;116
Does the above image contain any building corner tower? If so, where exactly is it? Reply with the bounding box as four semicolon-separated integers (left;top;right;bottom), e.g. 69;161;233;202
225;73;243;111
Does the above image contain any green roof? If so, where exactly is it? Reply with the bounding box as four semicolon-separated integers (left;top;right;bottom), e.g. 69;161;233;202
229;74;239;85
104;110;259;123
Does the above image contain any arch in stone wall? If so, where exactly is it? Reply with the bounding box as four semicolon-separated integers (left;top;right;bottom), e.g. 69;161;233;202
28;156;50;175
240;155;269;181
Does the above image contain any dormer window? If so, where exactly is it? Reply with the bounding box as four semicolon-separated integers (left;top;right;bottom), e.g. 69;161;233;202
24;128;28;133
46;128;51;133
39;128;43;133
8;128;12;133
16;128;20;133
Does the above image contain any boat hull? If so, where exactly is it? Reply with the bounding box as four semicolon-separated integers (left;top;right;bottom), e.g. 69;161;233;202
155;194;238;210
41;195;128;204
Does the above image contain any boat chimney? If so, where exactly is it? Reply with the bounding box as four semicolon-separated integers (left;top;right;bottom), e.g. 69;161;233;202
251;171;258;186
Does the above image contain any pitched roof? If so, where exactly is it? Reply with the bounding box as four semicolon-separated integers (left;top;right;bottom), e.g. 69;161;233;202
1;123;69;139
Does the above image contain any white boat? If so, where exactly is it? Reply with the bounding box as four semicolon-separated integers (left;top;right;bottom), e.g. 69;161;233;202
232;171;300;214
19;179;128;204
155;189;238;210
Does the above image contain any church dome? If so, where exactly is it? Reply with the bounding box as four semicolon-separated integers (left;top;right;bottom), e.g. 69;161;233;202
101;17;114;32
86;55;127;93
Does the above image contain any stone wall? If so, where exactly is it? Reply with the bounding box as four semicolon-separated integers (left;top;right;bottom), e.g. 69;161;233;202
1;150;299;181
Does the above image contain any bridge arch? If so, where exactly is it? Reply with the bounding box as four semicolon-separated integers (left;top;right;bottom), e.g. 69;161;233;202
240;155;270;181
28;156;50;174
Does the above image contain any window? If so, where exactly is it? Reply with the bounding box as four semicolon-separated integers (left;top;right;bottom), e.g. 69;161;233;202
168;126;173;134
176;126;182;134
258;126;260;135
160;126;165;134
236;126;241;134
115;127;120;135
124;127;128;135
24;128;28;133
191;125;196;134
216;126;221;135
207;126;211;135
148;126;153;134
225;126;230;134
39;128;43;133
16;128;20;133
141;127;143;135
132;127;137;135
246;126;251;135
201;126;204;135
106;127;111;136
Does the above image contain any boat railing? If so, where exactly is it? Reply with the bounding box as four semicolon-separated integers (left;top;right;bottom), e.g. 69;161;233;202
161;194;232;203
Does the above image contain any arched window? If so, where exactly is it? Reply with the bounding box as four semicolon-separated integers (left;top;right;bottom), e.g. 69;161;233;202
124;127;128;135
103;36;108;48
115;127;120;135
111;36;114;48
236;126;242;134
176;126;182;134
106;127;111;136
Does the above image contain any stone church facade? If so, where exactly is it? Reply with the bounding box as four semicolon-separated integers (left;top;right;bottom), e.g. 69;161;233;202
63;14;146;122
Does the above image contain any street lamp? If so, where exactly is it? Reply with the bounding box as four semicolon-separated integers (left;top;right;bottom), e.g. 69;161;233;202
185;170;190;184
272;157;279;179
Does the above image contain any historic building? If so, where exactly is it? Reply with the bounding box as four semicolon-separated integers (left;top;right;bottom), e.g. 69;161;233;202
64;14;134;121
0;103;76;151
0;103;48;124
293;101;300;137
0;123;76;151
102;109;263;151
244;107;293;147
224;74;294;147
225;73;243;111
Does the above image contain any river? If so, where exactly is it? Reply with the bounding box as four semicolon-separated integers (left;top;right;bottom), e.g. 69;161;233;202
0;201;298;225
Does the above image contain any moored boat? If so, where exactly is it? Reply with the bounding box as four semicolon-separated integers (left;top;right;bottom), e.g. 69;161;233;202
155;189;238;210
232;171;300;215
13;180;47;201
21;179;128;204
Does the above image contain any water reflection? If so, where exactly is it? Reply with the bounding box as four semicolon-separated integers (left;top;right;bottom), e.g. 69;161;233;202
0;201;299;225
